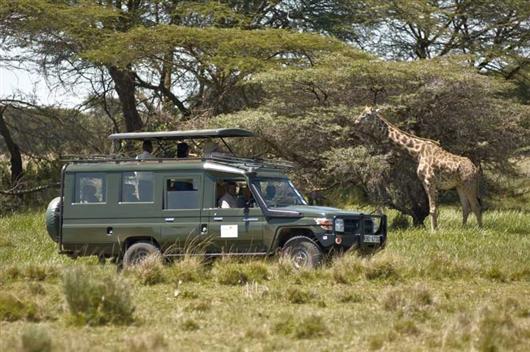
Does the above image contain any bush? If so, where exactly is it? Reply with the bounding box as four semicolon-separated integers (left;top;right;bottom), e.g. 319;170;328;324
21;326;52;352
212;259;270;285
126;255;166;286
0;292;39;322
63;266;134;325
167;256;207;283
330;254;364;284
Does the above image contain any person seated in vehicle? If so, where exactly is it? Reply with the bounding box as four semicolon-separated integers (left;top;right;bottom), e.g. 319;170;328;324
237;184;254;208
203;141;221;157
177;142;189;158
123;184;139;202
136;140;154;160
81;184;99;203
218;181;239;208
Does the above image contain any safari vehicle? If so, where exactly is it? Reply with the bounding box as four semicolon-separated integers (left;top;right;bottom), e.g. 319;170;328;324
46;129;387;268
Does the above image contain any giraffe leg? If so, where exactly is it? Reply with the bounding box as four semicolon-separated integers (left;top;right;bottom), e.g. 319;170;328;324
421;179;438;231
456;186;470;225
464;182;482;227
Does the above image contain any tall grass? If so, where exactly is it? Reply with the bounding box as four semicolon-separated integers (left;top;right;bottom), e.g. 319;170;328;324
0;208;529;351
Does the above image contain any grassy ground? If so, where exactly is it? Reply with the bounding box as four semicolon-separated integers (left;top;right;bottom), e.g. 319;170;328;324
0;208;529;351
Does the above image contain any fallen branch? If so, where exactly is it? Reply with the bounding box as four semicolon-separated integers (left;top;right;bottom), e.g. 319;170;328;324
0;182;60;195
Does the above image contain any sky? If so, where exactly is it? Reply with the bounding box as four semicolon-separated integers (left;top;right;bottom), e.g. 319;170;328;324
0;65;85;107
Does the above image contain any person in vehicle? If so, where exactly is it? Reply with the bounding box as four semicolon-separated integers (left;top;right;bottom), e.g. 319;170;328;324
81;184;99;203
237;184;254;207
265;184;276;201
123;184;139;202
136;140;154;160
218;181;239;208
177;142;189;158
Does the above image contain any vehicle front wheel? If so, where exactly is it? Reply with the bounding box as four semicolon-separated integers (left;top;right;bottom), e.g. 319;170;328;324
122;242;161;268
282;236;323;269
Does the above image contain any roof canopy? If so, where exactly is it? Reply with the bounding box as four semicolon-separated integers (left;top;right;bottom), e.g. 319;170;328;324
108;128;254;141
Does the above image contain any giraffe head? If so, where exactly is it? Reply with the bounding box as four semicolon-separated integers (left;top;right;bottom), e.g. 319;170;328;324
353;106;388;138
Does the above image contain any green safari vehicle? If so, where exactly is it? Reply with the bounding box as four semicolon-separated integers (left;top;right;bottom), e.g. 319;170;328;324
45;129;387;268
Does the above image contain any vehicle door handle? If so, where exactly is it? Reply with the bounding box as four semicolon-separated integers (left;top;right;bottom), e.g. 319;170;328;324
165;217;175;223
243;218;259;222
213;217;224;221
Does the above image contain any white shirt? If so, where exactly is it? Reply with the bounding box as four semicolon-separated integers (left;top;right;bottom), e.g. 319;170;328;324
219;193;239;208
135;151;154;181
136;151;153;160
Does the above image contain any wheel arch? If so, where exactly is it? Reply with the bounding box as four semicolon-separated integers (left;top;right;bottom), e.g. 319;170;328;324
122;236;161;253
273;227;319;251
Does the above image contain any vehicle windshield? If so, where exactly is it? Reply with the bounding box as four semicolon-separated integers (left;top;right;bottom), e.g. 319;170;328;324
252;178;307;208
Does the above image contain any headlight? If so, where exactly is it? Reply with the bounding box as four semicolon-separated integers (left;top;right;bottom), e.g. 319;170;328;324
335;218;344;232
314;218;333;231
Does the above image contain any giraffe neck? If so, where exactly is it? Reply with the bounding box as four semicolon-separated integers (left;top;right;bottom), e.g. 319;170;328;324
384;124;426;159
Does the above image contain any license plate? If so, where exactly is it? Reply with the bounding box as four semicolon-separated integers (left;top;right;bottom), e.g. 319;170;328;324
364;235;381;243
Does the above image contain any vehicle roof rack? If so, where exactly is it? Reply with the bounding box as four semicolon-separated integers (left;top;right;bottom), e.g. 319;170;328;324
204;153;295;171
108;128;254;141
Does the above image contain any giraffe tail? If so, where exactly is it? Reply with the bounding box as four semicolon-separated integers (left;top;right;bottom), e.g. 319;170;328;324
476;163;483;210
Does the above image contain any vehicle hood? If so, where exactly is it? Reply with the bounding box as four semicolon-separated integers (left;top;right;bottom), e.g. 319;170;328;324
274;205;362;218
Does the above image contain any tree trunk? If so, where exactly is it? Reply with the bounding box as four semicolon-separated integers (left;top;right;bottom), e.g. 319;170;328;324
108;66;143;132
0;108;23;185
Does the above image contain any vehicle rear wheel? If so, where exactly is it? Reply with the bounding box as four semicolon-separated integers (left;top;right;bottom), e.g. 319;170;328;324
122;242;161;268
282;236;323;269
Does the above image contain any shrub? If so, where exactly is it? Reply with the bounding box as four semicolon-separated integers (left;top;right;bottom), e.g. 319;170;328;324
212;259;270;285
167;256;207;283
0;292;39;322
21;326;52;352
126;255;166;286
330;254;364;284
63;266;134;325
364;255;400;281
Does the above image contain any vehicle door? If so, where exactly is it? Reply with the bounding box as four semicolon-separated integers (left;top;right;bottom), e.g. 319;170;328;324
203;175;266;253
159;173;205;254
62;172;114;253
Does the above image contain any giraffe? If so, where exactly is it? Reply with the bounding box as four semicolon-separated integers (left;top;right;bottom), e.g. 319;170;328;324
354;107;482;231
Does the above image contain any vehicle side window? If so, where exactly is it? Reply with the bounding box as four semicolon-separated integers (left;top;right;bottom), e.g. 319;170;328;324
165;178;199;209
215;179;255;208
74;173;106;204
121;172;154;203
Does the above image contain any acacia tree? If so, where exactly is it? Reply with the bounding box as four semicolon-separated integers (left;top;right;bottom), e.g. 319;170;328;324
0;0;367;130
211;53;529;225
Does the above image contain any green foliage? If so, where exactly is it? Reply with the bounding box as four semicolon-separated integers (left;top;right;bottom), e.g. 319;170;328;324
63;266;134;326
213;54;529;220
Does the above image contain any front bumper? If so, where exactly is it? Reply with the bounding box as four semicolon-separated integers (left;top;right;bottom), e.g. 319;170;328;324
330;214;387;249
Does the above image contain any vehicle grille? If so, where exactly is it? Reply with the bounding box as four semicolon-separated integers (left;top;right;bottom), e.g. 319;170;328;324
343;218;374;235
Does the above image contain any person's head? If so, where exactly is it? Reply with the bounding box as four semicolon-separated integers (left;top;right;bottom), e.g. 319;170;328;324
265;184;276;199
142;140;153;153
177;142;189;158
225;181;237;196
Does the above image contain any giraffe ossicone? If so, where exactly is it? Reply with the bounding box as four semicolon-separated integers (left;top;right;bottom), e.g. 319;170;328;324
354;107;482;231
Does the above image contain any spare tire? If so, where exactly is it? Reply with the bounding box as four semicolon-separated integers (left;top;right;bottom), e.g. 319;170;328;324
45;197;62;243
